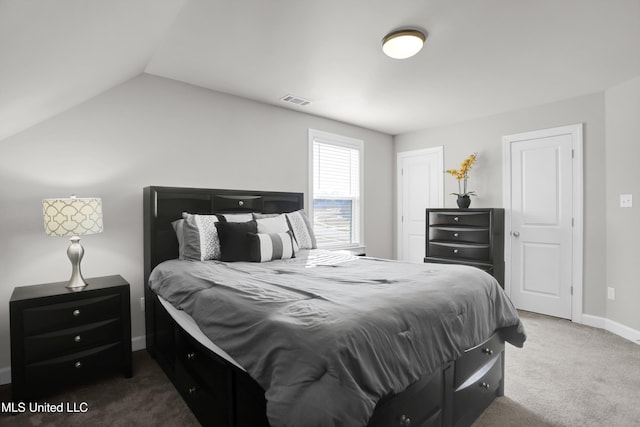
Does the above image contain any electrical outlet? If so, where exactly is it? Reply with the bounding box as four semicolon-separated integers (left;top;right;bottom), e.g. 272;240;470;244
620;194;633;208
607;287;615;300
140;297;145;311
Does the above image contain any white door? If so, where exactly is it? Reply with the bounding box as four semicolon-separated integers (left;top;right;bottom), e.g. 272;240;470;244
503;124;583;320
397;147;443;262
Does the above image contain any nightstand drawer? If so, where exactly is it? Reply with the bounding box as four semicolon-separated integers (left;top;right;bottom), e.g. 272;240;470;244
23;294;121;335
428;212;490;227
428;242;489;261
24;318;121;363
429;227;489;244
25;342;122;386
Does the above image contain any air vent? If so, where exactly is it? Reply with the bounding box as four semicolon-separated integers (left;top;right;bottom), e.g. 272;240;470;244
280;94;311;106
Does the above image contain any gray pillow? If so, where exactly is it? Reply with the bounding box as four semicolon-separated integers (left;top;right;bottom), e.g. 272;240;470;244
181;213;221;261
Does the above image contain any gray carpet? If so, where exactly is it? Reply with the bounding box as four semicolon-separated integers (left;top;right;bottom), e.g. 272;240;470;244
1;311;638;426
474;311;640;427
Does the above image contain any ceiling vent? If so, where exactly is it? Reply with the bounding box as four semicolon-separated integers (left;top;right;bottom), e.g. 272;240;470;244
280;94;311;106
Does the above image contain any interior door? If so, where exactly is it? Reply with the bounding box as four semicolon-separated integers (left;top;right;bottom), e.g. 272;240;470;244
505;126;579;319
397;147;443;262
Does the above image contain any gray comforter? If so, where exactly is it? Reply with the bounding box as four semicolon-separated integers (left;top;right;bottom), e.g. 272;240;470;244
149;250;526;427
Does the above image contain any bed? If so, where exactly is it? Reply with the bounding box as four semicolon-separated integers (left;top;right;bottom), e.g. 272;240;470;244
143;186;525;427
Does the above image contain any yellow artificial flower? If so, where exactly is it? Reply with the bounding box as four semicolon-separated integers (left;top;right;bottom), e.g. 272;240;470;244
446;153;478;196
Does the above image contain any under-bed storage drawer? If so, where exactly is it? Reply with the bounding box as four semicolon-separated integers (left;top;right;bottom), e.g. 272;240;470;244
453;356;502;427
452;333;504;427
175;331;234;426
368;368;444;427
454;333;503;388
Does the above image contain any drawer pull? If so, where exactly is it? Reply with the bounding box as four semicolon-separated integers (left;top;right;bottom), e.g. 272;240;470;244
480;382;491;389
453;249;459;254
482;347;494;356
186;352;196;361
453;232;459;237
74;335;82;343
399;414;411;426
188;386;197;395
454;216;459;222
72;309;81;317
74;361;82;369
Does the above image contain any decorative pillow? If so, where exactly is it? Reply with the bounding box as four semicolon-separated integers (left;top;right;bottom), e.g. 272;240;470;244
248;231;298;262
181;213;221;261
171;219;185;260
256;214;290;234
285;210;317;249
215;220;257;262
216;213;253;222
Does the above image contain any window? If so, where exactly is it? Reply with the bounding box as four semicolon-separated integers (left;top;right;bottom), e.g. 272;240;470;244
308;129;364;249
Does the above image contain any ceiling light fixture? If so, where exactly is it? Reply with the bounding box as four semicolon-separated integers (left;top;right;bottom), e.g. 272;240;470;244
382;29;426;59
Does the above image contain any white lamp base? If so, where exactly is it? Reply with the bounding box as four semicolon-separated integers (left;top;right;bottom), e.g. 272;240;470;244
67;236;88;289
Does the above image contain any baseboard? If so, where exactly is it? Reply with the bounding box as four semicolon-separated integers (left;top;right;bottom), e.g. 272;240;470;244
582;314;640;344
132;334;146;352
0;335;147;386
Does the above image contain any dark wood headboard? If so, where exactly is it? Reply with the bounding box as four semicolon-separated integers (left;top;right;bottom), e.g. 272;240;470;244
143;186;303;352
143;186;304;284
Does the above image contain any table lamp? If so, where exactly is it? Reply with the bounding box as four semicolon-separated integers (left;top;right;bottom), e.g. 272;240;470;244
42;196;103;289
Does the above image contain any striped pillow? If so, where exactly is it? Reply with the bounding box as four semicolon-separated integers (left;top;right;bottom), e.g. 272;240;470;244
248;231;298;262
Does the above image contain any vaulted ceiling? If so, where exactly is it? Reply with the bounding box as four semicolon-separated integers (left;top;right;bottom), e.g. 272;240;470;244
1;0;639;141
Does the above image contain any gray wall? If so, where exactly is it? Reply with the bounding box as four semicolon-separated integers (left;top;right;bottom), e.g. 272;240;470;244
605;76;640;331
394;92;607;319
0;74;394;370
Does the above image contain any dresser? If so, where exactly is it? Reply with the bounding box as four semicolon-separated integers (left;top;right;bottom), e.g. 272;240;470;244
10;275;132;401
425;208;505;287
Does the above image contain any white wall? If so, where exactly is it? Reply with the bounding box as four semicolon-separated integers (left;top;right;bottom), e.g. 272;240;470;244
0;74;394;371
394;92;607;319
605;76;640;331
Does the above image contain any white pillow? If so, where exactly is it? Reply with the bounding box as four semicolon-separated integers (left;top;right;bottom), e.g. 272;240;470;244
285;210;317;249
256;214;290;234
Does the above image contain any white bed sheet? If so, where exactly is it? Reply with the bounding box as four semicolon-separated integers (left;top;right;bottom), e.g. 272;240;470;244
157;295;246;371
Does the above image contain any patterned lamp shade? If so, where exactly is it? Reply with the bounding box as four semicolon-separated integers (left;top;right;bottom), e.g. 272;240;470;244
42;197;103;237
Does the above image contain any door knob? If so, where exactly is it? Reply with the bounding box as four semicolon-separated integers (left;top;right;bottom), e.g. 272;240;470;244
513;231;520;237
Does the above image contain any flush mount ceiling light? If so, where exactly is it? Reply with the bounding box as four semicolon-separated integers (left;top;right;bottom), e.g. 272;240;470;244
382;29;426;59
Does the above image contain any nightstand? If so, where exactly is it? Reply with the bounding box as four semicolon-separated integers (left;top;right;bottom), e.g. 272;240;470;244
9;275;132;401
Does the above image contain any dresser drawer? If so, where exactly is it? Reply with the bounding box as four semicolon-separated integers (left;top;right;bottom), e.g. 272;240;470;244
368;368;443;427
428;242;489;262
428;212;490;227
24;319;121;364
453;356;502;427
455;333;503;388
23;294;121;335
24;342;122;386
429;226;489;244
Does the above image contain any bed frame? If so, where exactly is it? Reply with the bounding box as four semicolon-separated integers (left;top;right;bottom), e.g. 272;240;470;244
143;186;506;427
